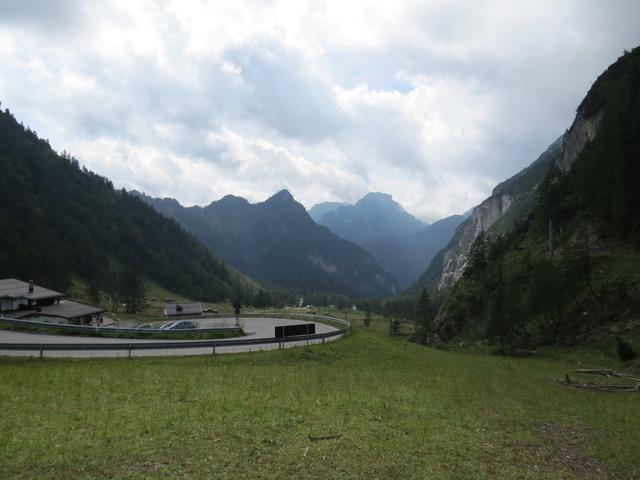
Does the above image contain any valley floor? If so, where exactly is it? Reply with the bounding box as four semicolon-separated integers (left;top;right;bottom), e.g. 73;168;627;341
0;322;638;479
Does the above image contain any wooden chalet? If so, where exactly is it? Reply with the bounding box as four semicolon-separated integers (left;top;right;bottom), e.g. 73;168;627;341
0;278;103;324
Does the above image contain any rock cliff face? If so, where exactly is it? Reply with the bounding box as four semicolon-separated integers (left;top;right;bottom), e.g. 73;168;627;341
409;136;561;294
438;194;512;289
557;108;603;172
428;105;603;291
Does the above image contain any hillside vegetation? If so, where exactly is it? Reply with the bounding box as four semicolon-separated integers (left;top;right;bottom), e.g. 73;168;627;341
0;107;255;302
432;48;640;353
138;190;395;298
409;137;560;295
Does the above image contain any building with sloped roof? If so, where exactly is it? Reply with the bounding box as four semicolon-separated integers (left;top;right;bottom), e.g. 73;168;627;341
0;278;103;324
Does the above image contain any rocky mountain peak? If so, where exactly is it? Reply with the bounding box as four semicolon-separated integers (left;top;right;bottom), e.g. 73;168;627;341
267;189;295;202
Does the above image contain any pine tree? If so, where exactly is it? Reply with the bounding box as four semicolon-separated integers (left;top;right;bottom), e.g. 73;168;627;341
415;289;432;344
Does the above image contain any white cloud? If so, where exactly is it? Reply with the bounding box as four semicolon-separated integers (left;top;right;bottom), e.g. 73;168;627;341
0;0;639;222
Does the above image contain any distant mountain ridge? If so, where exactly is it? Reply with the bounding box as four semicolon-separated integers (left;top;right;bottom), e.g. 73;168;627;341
138;190;396;297
310;192;427;245
363;215;465;291
308;201;348;223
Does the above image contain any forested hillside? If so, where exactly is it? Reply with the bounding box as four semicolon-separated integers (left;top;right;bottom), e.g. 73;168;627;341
410;137;561;294
0;107;255;302
432;47;640;353
138;190;396;297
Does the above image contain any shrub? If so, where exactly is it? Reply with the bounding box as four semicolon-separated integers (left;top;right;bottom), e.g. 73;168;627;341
616;336;638;361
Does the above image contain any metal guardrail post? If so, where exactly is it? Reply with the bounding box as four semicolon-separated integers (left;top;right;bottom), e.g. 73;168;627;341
39;345;43;359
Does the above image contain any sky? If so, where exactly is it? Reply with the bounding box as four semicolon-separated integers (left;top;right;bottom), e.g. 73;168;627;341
1;1;639;222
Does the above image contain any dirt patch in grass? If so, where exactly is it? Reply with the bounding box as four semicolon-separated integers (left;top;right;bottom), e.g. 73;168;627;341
537;422;619;479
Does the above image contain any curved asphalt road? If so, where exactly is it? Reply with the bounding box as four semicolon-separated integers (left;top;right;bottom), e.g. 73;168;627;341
0;317;340;358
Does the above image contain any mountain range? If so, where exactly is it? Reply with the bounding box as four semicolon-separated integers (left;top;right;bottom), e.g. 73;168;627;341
137;190;396;297
310;193;463;290
3;43;637;342
310;192;427;245
363;215;465;290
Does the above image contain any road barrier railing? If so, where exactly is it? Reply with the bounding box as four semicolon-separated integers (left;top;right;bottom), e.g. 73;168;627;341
0;314;350;356
0;316;242;335
291;313;352;331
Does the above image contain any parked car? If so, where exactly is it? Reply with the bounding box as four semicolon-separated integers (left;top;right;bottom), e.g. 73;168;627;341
160;320;198;330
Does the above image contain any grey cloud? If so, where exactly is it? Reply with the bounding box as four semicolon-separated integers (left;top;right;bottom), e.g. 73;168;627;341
57;40;347;160
319;1;640;186
225;43;346;142
0;0;87;30
1;0;639;222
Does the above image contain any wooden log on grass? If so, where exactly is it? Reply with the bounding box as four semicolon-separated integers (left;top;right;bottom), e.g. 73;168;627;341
563;369;640;392
308;433;343;441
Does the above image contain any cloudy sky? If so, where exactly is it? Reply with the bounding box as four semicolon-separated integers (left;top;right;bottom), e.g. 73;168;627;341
1;0;639;221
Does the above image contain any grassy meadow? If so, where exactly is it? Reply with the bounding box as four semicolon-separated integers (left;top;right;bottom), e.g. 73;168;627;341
1;317;639;479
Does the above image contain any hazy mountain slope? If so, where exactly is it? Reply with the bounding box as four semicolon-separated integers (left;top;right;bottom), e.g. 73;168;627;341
308;201;348;223
410;135;561;293
0;107;253;301
312;192;426;245
363;215;464;290
139;190;396;297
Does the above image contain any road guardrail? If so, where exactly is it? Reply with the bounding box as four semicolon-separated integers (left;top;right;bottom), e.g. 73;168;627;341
0;316;242;335
0;314;350;356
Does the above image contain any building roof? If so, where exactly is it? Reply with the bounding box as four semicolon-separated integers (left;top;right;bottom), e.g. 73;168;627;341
7;300;104;320
0;278;63;301
37;300;104;318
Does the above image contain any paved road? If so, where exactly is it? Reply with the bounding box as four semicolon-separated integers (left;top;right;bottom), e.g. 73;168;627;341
0;317;340;358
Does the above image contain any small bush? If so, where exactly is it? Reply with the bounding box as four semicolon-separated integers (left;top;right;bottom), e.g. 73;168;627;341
363;310;371;328
616;336;638;361
389;318;400;336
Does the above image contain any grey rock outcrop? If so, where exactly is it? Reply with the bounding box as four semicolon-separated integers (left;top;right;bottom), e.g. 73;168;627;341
558;108;603;172
409;136;561;294
434;106;602;290
438;194;512;289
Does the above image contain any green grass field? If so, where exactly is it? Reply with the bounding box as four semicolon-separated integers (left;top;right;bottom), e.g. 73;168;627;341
1;320;638;479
